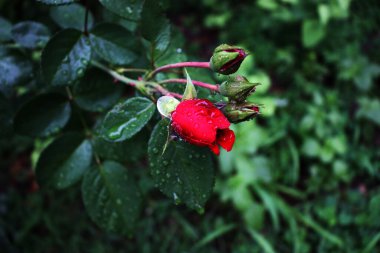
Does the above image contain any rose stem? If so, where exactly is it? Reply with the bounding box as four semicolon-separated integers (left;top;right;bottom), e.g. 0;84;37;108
92;61;182;98
159;78;219;92
147;61;210;79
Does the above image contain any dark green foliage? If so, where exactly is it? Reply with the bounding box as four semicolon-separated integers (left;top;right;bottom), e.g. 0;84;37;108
36;132;92;189
11;21;50;48
99;0;144;21
50;3;94;31
89;23;138;65
100;97;155;142
1;0;380;252
41;29;91;86
0;49;33;92
148;119;215;211
82;160;142;234
14;93;71;137
72;68;123;112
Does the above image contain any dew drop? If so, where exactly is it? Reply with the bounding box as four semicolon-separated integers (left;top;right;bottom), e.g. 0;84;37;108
77;68;84;77
126;6;133;13
81;58;88;65
173;192;181;205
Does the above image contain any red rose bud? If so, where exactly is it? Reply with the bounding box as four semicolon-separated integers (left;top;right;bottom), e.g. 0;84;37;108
210;44;248;75
219;76;260;102
221;102;260;123
171;99;235;155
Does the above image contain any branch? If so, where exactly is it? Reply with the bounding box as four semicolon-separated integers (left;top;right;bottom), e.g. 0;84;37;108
92;61;183;99
147;61;210;79
159;78;219;92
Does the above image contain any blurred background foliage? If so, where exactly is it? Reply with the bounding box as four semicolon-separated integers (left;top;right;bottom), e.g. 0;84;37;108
1;0;380;252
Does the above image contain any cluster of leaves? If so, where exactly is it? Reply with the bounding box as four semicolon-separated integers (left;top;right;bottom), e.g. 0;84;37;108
178;0;380;252
0;0;219;240
1;0;380;252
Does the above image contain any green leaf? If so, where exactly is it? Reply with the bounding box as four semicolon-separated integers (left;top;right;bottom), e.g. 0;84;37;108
297;213;343;247
148;119;215;211
73;68;123;112
140;0;169;42
363;231;380;253
36;133;92;189
89;23;137;65
357;97;380;126
36;0;77;5
11;21;50;48
82;160;142;234
154;31;186;66
99;0;144;21
101;97;155;142
0;50;33;93
248;228;277;253
41;29;91;86
93;129;148;163
302;19;325;48
141;0;171;61
254;186;280;231
14;93;71;137
0;17;12;42
193;224;236;250
50;3;94;31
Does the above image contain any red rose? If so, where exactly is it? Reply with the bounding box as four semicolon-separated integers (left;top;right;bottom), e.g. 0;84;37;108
171;99;235;155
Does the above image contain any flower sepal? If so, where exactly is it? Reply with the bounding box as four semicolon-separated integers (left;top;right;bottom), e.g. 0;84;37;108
219;75;260;102
220;102;260;123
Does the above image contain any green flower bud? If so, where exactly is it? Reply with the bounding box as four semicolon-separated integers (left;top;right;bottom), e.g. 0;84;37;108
210;44;248;75
219;76;259;102
221;102;260;123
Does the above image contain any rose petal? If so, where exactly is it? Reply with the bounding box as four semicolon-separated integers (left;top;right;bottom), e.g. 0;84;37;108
216;128;235;152
171;98;235;155
209;144;220;155
171;99;217;145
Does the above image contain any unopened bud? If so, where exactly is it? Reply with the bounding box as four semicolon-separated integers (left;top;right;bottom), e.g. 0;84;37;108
219;76;259;102
221;102;260;123
210;44;248;75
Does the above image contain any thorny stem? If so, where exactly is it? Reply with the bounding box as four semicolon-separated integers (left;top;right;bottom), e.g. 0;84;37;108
159;78;219;92
116;68;148;74
92;61;138;86
147;61;210;79
92;61;182;99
